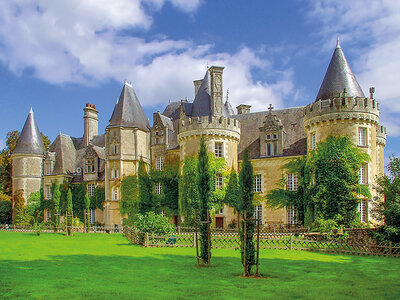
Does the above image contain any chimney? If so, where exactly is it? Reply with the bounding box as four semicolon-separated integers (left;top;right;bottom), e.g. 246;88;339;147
84;103;98;147
209;66;224;116
236;104;251;115
193;79;203;97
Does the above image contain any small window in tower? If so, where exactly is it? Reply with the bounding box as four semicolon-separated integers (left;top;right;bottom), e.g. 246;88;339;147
155;157;164;170
311;133;316;150
45;162;52;175
359;164;368;184
216;173;223;189
112;144;119;155
112;168;119;179
215;142;223;158
358;127;367;146
112;187;119;201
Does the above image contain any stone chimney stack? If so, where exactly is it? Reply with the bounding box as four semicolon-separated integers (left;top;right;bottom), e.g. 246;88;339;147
193;79;203;97
84;103;98;147
236;104;251;115
209;66;224;117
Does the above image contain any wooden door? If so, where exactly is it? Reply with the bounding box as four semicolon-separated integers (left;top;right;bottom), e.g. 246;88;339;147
215;217;224;229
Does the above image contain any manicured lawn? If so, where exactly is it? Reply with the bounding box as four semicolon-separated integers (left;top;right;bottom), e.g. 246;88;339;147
1;232;399;299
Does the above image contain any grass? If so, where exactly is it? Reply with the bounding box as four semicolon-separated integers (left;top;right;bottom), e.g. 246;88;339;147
1;232;400;299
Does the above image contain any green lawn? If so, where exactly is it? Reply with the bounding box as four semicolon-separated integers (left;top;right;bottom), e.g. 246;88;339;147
1;232;399;299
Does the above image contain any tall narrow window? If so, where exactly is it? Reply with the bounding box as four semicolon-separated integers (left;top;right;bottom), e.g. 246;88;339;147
156;157;164;170
45;210;51;221
45;184;52;200
112;187;119;201
112;168;119;179
86;159;95;173
358;127;367;146
287;206;297;225
311;133;316;150
273;142;278;155
45;162;52;175
253;205;262;224
112;144;119;155
287;173;298;191
87;184;95;197
360;200;367;223
266;143;271;156
215;142;223;158
216;173;223;189
253;174;262;193
155;183;162;195
359;164;368;184
89;209;95;224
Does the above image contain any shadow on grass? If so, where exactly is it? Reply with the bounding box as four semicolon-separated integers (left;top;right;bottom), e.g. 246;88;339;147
1;252;400;299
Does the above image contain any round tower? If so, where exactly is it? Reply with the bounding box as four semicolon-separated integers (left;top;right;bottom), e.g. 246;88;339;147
12;108;46;203
303;40;386;222
177;66;240;169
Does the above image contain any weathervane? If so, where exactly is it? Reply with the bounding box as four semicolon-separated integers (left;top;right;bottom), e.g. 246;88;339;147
268;103;274;113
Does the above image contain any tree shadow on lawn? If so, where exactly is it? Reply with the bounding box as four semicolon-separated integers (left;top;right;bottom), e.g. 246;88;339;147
1;252;399;299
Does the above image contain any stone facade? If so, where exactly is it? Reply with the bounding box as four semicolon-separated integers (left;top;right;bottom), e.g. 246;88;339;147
12;42;386;227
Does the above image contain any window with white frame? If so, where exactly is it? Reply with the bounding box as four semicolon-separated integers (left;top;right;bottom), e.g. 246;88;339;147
253;174;262;193
45;184;52;200
112;187;119;201
155;157;164;170
287;206;297;225
360;200;367;223
216;173;223;189
87;184;95;197
89;209;95;224
45;162;52;175
253;205;262;224
155;182;162;195
215;142;223;158
311;133;316;150
160;209;166;217
86;159;95;173
359;164;368;184
287;173;298;191
112;168;119;179
358;127;367;146
45;210;51;221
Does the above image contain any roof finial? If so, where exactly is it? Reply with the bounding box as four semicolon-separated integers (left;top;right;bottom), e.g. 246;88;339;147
268;103;274;114
336;35;341;49
29;107;33;114
226;89;229;102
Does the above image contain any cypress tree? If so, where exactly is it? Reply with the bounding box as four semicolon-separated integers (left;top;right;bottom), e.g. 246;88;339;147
52;180;61;232
67;188;73;236
197;137;212;265
138;160;155;213
239;148;255;276
84;191;90;232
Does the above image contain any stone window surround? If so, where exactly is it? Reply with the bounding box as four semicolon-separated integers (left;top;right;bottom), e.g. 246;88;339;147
253;174;262;193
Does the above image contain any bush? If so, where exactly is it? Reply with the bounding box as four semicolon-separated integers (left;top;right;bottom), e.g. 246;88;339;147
0;199;12;224
312;215;348;241
133;212;175;235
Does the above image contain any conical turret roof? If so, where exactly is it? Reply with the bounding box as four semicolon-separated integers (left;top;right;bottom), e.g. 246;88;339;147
14;108;46;155
108;82;150;131
315;39;365;101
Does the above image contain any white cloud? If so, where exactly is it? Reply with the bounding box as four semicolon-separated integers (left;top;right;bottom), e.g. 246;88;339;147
308;0;400;136
0;0;294;114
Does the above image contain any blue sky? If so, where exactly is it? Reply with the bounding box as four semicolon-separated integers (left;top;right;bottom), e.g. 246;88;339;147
0;0;399;165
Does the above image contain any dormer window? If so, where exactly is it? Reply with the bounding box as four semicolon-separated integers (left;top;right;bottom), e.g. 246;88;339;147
86;159;95;173
266;142;278;157
45;162;53;175
266;134;271;140
259;106;285;158
273;134;277;140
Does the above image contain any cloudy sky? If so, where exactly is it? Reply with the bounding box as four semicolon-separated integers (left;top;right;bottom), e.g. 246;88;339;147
0;0;399;163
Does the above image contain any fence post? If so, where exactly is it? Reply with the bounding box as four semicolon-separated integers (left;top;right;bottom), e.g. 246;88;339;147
290;235;293;251
145;232;149;247
389;241;393;258
193;232;197;248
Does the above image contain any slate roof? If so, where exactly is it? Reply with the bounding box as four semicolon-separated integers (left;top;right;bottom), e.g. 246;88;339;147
49;133;76;175
316;39;365;101
233;106;307;159
14;109;46;155
224;100;234;116
108;82;150;130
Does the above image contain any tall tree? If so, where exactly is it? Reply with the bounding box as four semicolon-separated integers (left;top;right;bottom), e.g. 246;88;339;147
159;158;180;214
239;148;255;276
66;188;73;236
120;175;139;226
0;131;50;196
224;168;241;211
179;156;199;226
12;189;30;225
197;137;212;265
84;191;90;232
372;156;400;243
52;180;61;231
138;160;156;213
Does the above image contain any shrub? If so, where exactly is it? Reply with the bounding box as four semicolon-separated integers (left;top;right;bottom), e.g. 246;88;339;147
133;211;175;236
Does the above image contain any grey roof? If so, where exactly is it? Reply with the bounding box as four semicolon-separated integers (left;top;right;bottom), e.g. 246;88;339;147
233;106;307;159
159;114;174;131
49;133;76;174
316;40;365;101
162;101;181;120
14;109;46;155
224;100;235;116
190;70;230;118
108;82;150;130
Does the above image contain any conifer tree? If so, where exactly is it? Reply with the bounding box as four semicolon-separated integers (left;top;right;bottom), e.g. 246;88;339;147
224;168;241;212
84;191;90;232
66;188;73;236
239;149;255;276
138;160;155;213
197;137;212;265
12;189;30;225
52;180;61;232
